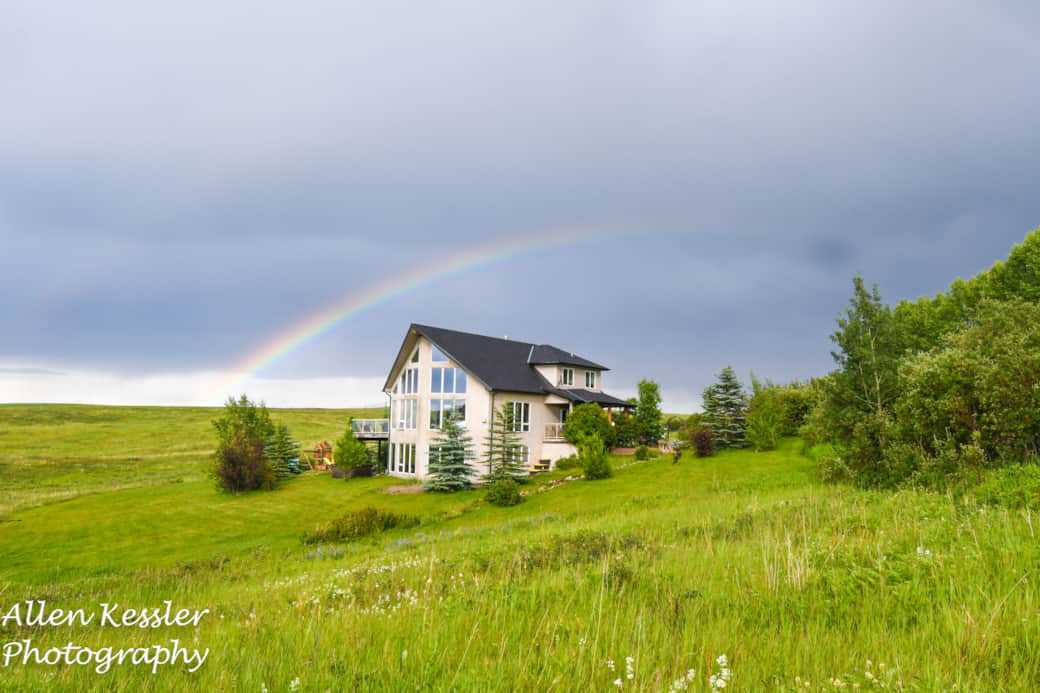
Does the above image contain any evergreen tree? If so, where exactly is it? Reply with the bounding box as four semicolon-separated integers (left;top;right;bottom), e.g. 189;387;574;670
484;403;528;483
334;419;370;473
265;422;300;479
703;367;748;448
425;412;476;492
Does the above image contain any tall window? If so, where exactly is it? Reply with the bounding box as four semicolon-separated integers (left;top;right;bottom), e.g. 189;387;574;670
509;401;530;432
585;370;597;388
396;399;417;430
561;368;574;386
399;367;418;394
391;443;416;474
410;347;419;363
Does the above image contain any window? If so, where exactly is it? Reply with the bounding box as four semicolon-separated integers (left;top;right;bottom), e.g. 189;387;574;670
392;443;416;474
399;368;419;395
432;367;467;394
429;398;466;429
509;401;530;432
561;368;574;386
410;347;419;363
585;371;597;388
507;445;529;468
432;346;447;362
395;399;417;430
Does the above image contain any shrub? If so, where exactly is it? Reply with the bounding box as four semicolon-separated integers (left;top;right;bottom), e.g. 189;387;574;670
486;478;524;507
691;426;714;458
746;376;785;452
303;506;419;543
665;416;683;432
564;403;615;448
580;435;612;480
554;454;580;470
212;395;278;493
634;445;650;460
973;462;1040;509
612;411;639;448
334;420;371;476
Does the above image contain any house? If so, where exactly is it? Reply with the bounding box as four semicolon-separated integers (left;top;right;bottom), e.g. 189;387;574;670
380;324;634;480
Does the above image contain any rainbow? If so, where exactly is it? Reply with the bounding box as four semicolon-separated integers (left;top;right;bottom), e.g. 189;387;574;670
220;223;635;397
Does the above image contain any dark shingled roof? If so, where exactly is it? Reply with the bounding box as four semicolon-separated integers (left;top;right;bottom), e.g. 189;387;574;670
388;325;625;400
545;386;636;409
527;344;607;370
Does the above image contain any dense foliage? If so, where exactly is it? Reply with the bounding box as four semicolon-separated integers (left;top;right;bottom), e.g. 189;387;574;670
702;367;748;449
212;395;278;493
815;228;1040;488
563;403;615;448
425;413;476;492
746;378;814;452
690;426;714;457
635;379;664;445
333;420;371;476
303;506;420;543
265;423;301;479
611;410;639;447
579;435;612;480
485;478;523;506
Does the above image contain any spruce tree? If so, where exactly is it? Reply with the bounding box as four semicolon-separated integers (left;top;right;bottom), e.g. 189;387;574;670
265;422;300;479
703;367;748;449
425;412;476;492
484;403;528;483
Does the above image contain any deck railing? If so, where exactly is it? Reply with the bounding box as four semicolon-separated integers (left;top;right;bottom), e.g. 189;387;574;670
352;418;390;436
544;422;566;441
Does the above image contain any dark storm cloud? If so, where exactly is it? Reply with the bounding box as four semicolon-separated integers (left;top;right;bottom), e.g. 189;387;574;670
2;1;1039;406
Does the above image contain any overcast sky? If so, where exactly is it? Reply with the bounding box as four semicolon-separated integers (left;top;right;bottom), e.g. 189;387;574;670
2;1;1039;410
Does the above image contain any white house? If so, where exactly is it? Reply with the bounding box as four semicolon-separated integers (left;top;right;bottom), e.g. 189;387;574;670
378;324;634;480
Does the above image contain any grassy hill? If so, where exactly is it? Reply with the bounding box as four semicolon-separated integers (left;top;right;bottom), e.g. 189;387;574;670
1;404;1039;691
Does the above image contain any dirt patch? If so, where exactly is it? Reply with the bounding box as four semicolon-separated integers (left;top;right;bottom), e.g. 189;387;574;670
384;485;425;495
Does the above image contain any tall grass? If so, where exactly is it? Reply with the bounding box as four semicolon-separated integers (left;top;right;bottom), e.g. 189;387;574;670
1;406;1039;690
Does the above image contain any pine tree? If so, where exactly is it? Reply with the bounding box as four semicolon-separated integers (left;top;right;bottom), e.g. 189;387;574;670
703;367;748;449
425;412;476;492
484;403;528;483
265;422;300;479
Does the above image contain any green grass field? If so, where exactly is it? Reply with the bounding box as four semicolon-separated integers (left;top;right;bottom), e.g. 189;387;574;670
1;404;1038;691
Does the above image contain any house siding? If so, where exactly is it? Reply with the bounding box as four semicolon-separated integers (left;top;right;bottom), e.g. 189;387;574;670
386;335;578;481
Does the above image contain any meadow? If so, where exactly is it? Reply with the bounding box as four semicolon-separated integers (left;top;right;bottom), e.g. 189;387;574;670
1;404;1039;691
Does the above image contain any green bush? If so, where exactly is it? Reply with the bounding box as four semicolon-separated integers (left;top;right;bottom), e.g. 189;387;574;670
212;395;278;493
746;376;785;452
303;506;420;544
580;435;612;480
564;403;615;448
973;463;1040;509
554;455;580;470
634;445;650;460
333;419;371;476
486;478;524;507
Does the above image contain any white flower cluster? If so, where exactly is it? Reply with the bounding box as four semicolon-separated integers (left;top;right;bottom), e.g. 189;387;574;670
710;655;732;690
667;668;697;692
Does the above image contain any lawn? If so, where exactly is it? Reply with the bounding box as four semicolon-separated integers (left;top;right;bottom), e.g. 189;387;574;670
1;405;1039;691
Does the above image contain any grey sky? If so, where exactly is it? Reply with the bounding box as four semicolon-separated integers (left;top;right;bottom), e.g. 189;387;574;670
2;1;1039;409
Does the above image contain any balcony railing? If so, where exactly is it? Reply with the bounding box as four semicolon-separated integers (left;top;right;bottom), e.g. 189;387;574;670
351;419;390;438
544;422;566;441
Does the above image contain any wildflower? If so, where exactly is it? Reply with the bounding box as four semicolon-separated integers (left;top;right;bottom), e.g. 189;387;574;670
916;546;933;559
613;678;623;688
716;654;728;667
289;677;301;692
607;659;616;671
625;655;635;680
